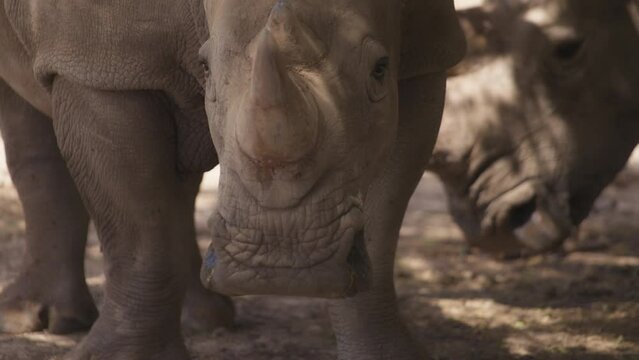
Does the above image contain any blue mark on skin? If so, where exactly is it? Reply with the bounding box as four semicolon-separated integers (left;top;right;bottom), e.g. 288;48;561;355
204;250;217;270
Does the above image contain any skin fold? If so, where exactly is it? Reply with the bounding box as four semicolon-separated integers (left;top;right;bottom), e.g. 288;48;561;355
1;0;465;359
429;0;639;257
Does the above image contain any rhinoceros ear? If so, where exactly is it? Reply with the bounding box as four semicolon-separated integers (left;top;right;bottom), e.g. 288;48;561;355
400;0;466;79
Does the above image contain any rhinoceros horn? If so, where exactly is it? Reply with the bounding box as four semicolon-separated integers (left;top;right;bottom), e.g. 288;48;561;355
266;0;327;66
235;0;321;165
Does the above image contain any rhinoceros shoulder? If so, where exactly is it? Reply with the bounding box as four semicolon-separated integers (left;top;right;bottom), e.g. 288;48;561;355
4;0;204;96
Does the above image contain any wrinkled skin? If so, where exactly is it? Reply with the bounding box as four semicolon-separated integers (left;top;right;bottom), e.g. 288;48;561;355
199;0;464;358
0;1;235;359
429;0;639;257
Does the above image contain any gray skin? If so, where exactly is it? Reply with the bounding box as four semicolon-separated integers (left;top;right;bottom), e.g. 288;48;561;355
198;0;464;359
0;0;234;358
429;0;639;257
0;0;465;359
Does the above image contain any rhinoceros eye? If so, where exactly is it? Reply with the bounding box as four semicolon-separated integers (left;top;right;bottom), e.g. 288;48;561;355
363;38;390;102
543;25;586;79
367;56;390;102
371;57;389;82
543;24;585;66
552;38;584;62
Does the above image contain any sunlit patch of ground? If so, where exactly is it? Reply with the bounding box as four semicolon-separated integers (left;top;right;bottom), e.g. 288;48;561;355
1;139;638;359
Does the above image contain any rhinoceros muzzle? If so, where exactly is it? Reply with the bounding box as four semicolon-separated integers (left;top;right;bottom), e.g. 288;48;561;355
201;190;371;298
474;181;573;257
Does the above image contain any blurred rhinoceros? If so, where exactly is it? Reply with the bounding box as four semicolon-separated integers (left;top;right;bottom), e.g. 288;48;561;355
430;0;639;256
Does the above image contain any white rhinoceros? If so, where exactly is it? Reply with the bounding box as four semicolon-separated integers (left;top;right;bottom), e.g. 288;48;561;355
0;0;465;358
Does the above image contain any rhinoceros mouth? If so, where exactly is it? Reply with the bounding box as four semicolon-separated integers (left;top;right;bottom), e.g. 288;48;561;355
200;176;370;298
213;200;363;269
472;180;572;257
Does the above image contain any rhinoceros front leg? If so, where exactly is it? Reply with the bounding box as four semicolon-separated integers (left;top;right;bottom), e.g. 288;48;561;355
0;80;97;335
329;74;446;360
180;174;235;335
50;77;218;360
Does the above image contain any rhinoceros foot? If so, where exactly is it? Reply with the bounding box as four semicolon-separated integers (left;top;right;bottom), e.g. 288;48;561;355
181;284;235;334
0;271;98;334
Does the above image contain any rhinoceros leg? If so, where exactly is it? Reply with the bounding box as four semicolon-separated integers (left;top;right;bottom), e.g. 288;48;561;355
49;77;227;360
180;174;235;335
0;80;98;335
329;74;446;360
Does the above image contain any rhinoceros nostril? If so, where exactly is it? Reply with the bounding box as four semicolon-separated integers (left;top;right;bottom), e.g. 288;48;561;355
508;197;537;229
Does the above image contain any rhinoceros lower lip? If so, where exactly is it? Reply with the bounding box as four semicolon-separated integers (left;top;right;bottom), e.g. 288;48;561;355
512;210;568;253
477;181;572;256
201;193;369;298
216;203;362;269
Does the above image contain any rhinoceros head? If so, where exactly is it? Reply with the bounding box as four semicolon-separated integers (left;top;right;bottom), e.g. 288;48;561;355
199;0;465;297
431;0;639;257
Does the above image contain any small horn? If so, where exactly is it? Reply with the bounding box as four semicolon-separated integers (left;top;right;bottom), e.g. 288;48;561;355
266;0;327;65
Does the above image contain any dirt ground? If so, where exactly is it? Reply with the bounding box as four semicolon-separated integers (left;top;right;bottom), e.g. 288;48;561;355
0;142;638;360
